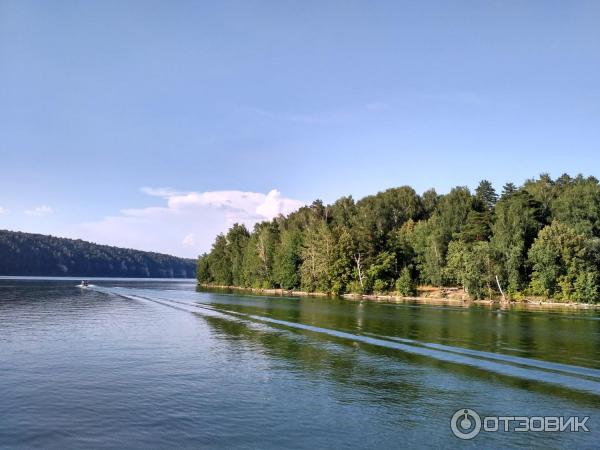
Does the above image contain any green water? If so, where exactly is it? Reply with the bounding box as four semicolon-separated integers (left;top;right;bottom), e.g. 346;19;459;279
1;278;599;448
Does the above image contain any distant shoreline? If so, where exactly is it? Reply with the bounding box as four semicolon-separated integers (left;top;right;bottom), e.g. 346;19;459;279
0;276;196;281
198;284;600;310
0;229;196;279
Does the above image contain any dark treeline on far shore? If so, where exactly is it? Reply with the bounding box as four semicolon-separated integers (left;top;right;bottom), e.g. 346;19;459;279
198;174;600;303
0;230;196;278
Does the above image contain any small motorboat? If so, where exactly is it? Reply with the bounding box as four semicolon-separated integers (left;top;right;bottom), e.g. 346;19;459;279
78;280;90;288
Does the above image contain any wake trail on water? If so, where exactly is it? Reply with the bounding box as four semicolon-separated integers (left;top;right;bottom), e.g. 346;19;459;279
96;286;600;396
362;332;600;380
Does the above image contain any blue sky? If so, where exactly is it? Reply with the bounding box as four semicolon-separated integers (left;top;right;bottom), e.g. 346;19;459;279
1;0;599;257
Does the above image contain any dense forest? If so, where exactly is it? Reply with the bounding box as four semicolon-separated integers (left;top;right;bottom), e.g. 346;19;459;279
0;230;196;278
198;174;600;303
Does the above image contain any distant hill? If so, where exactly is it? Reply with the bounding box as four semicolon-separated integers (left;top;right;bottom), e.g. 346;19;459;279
0;230;196;278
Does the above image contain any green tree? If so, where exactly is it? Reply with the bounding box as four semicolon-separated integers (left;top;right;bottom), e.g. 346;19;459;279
421;188;439;218
475;179;498;211
366;251;396;293
197;253;211;283
329;196;356;229
273;229;303;289
458;210;491;242
551;176;600;236
329;227;355;295
528;222;599;301
242;222;278;288
411;216;445;286
491;190;543;295
435;186;474;244
352;186;421;258
208;234;232;285
446;240;496;300
226;224;250;286
523;173;555;223
573;271;599;303
396;266;417;296
300;222;335;292
389;219;417;275
501;182;517;198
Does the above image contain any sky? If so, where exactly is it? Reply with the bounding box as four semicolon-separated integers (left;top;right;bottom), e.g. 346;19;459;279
1;0;600;257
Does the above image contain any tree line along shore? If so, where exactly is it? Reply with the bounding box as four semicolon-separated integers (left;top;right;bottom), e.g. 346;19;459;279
0;230;196;278
197;173;600;304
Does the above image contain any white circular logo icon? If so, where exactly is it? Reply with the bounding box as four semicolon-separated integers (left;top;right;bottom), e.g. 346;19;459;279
451;408;482;440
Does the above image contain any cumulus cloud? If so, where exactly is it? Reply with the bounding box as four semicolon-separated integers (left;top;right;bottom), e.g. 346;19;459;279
25;205;53;216
63;189;305;258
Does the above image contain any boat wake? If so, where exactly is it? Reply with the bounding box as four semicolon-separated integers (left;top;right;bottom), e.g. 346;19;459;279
95;286;600;396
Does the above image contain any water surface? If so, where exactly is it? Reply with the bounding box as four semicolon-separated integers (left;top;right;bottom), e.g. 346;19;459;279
1;278;599;448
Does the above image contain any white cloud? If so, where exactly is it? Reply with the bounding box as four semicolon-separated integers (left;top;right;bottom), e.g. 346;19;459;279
140;187;184;198
63;189;305;258
182;232;197;247
25;205;53;216
0;207;7;215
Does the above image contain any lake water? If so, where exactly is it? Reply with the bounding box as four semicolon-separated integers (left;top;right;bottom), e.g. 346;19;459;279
1;278;599;449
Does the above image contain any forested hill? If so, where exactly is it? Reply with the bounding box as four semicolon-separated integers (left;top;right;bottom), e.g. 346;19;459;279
0;230;196;278
198;173;600;303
